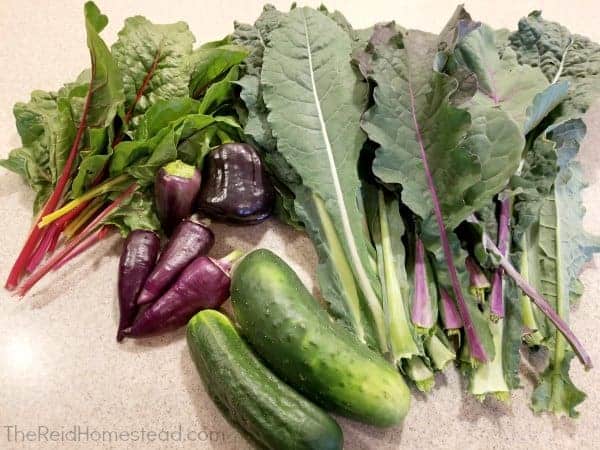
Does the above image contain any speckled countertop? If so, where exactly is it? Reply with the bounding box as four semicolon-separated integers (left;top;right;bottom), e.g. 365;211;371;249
1;1;600;449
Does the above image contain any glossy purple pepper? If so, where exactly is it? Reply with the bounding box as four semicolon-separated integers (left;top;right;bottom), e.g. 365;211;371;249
117;230;160;341
136;219;214;305
122;251;241;338
155;160;201;235
197;143;275;223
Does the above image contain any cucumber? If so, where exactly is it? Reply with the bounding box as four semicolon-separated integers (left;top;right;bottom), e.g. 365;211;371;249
186;310;343;450
230;249;410;427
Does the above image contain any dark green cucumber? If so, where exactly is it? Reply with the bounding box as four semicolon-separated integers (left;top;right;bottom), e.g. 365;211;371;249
230;249;410;427
186;310;343;450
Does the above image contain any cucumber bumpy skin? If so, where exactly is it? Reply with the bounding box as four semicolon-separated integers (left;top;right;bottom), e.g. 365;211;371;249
186;310;343;450
231;249;411;427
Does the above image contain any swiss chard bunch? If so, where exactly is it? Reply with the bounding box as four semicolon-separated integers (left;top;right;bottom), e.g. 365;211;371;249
1;2;248;295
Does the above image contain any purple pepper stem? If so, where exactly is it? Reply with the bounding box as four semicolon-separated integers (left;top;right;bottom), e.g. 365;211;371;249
213;250;244;275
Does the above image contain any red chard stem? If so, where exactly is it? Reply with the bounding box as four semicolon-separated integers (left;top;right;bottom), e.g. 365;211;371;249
17;183;138;296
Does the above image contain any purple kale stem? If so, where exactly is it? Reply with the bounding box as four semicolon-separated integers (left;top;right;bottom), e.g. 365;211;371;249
479;223;592;369
408;83;488;362
411;238;434;328
490;197;511;319
440;288;463;330
465;256;490;290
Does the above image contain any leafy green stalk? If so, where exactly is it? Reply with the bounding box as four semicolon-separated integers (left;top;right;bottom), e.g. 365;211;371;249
425;329;456;371
3;1;125;290
519;236;544;346
470;318;510;401
259;7;386;351
405;357;435;393
529;122;600;416
480;224;592;369
358;16;511;362
372;190;421;362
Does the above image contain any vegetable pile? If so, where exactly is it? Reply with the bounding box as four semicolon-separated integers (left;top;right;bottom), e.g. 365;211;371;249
0;1;251;295
230;3;600;417
3;2;600;447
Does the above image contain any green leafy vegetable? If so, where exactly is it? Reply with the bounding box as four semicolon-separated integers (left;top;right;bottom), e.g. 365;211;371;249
189;41;248;97
358;19;503;362
112;16;195;130
508;11;600;119
368;188;422;362
260;6;386;350
529;119;600;417
103;191;161;235
451;23;561;134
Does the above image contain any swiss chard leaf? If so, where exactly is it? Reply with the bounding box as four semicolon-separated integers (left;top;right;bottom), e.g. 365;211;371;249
198;65;240;115
0;85;83;213
110;104;239;184
189;43;248;97
135;97;201;140
103;190;160;235
111;15;195;130
84;2;125;130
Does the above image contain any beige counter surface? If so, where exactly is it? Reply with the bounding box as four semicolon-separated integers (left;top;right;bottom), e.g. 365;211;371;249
1;1;600;449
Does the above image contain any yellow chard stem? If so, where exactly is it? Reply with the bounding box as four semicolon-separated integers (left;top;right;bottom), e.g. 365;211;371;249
63;197;105;239
38;174;131;228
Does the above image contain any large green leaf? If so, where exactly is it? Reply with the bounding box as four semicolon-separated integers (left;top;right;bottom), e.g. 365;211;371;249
512;119;588;346
448;24;568;134
362;25;523;241
111;15;195;130
510;133;559;246
84;2;125;130
197;65;240;114
135;97;201;140
103;191;160;235
508;11;600;119
232;6;304;229
260;7;385;349
188;43;248;97
110;107;239;184
359;18;524;361
0;87;80;213
452;23;566;135
233;6;283;152
12;90;75;185
530;119;600;417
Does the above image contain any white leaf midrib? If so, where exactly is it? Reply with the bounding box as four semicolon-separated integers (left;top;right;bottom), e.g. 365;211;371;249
301;10;385;349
